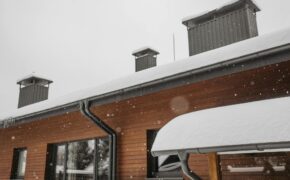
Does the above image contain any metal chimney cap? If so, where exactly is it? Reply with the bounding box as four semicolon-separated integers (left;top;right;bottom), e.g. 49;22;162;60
17;74;53;86
132;47;159;57
182;0;260;26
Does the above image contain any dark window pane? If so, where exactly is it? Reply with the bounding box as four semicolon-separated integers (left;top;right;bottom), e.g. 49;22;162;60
11;148;27;180
55;145;65;180
147;130;158;177
66;140;95;180
147;130;182;178
97;138;110;180
158;155;181;172
17;149;27;177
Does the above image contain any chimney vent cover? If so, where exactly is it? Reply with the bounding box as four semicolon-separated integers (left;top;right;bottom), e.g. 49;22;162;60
182;0;260;56
132;47;159;72
17;74;53;108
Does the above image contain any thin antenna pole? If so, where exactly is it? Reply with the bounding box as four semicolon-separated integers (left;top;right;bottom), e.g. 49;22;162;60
173;33;176;61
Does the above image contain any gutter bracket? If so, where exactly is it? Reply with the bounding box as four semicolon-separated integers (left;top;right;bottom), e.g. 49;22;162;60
177;151;202;180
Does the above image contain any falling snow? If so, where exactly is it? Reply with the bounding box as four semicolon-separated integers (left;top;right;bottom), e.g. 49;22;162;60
1;27;290;122
170;96;190;115
116;127;122;133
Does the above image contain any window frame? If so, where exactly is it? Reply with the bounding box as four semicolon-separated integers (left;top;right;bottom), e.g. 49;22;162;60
45;137;109;180
10;147;28;180
147;129;182;178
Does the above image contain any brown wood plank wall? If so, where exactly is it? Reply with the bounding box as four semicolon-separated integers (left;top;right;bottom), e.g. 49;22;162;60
0;60;289;180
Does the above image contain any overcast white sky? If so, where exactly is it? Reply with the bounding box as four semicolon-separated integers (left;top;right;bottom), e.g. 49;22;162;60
0;0;290;114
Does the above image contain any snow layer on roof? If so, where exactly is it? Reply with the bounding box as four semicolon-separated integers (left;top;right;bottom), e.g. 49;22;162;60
182;10;212;23
132;46;159;55
151;97;290;153
17;73;52;83
0;27;290;122
182;0;260;22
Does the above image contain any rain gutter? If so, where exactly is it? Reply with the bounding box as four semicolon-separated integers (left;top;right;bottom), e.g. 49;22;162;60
0;44;290;128
151;141;290;157
80;100;117;180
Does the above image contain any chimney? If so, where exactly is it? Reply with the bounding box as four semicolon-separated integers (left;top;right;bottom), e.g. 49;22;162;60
17;74;53;108
132;47;159;72
182;0;260;56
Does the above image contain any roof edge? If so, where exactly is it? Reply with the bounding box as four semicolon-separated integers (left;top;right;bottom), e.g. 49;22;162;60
152;141;290;157
1;44;290;128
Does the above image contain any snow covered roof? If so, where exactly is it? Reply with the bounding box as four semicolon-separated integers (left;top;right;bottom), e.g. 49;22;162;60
151;97;290;156
0;27;290;123
182;0;260;24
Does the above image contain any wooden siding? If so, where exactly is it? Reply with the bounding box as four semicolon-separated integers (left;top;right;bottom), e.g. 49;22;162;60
0;60;290;180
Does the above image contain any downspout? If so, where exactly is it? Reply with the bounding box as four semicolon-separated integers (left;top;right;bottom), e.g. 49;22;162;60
177;151;202;180
80;100;117;180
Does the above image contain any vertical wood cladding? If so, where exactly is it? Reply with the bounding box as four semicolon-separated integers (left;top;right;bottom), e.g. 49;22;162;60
0;61;290;180
186;7;258;56
18;85;49;108
135;55;157;72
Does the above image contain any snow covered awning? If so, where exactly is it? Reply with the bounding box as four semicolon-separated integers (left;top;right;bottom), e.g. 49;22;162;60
151;97;290;157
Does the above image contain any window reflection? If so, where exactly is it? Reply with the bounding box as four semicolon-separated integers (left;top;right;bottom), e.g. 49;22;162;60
67;140;95;180
11;148;27;180
97;138;109;180
46;137;109;180
55;145;65;180
220;152;290;179
158;155;181;172
17;149;27;178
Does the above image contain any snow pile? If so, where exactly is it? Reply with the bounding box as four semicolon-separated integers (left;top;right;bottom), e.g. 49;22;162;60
182;0;260;22
227;166;285;173
151;97;290;153
182;10;212;23
132;46;159;55
16;73;52;84
0;27;290;122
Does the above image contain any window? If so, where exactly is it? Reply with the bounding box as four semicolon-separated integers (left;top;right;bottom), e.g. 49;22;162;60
11;148;27;180
45;137;109;180
219;152;290;179
147;130;182;178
